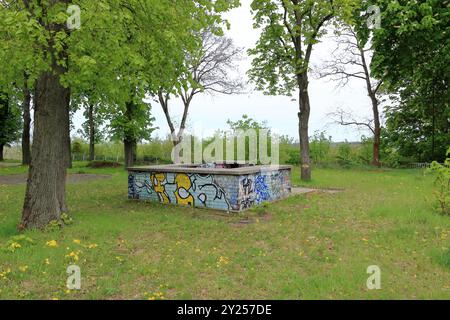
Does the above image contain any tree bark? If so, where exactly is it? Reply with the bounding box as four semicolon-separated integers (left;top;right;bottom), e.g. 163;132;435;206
0;144;4;161
88;103;95;161
124;101;137;168
20;1;71;230
371;95;381;167
21;72;70;228
124;138;136;168
158;90;191;164
359;43;382;168
22;77;32;165
298;75;312;181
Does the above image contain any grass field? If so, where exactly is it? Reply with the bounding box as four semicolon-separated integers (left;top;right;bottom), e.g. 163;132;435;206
0;162;449;299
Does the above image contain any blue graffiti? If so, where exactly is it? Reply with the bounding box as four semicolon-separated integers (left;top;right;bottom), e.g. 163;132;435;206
128;174;138;199
254;174;270;203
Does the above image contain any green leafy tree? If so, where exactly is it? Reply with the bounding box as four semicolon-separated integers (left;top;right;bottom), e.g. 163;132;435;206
248;0;357;181
370;0;450;162
225;114;272;164
0;0;239;229
92;1;240;168
76;96;106;161
108;99;156;165
0;2;36;165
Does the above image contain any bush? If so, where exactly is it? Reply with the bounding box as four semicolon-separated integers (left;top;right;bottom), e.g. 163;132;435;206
86;160;122;168
310;131;331;164
427;148;450;216
71;139;86;154
336;141;355;168
381;147;401;168
286;149;300;166
357;136;373;165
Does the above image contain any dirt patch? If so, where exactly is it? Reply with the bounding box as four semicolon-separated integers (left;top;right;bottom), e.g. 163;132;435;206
68;174;111;184
0;173;111;185
0;162;22;168
230;213;273;228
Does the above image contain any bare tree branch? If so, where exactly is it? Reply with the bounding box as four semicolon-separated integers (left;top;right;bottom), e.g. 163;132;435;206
328;107;375;135
318;24;386;166
157;31;245;147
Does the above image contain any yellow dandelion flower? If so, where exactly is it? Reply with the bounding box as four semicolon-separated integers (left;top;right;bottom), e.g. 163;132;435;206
217;256;230;267
46;240;58;248
73;239;81;245
19;265;29;272
9;242;22;252
65;251;80;262
0;269;9;279
88;243;98;249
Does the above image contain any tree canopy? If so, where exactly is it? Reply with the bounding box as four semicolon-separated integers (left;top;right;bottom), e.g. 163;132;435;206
0;0;240;229
247;0;358;180
370;0;450;162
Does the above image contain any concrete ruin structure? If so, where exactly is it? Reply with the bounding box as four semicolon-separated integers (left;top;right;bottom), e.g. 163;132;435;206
128;163;292;212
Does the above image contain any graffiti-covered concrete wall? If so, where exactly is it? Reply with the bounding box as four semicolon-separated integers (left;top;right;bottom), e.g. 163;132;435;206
236;170;291;211
128;165;292;212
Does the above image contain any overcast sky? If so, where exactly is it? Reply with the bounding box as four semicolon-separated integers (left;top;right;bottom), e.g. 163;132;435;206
72;0;374;142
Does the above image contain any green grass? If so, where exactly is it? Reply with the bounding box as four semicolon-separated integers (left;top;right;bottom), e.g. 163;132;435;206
0;163;449;299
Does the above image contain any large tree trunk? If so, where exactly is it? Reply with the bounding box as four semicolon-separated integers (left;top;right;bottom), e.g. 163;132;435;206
371;96;381;167
124;101;137;168
124;138;136;168
0;144;4;161
298;75;312;181
88;103;95;161
21;72;70;229
22;77;32;165
20;1;71;230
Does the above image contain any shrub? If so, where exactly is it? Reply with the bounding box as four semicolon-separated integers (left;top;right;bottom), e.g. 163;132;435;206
286;149;300;166
310;131;331;164
427;148;450;216
87;160;122;168
336;141;354;168
71;139;85;154
357;136;373;165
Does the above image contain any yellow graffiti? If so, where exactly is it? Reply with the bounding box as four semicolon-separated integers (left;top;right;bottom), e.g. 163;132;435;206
174;174;194;206
151;173;170;204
